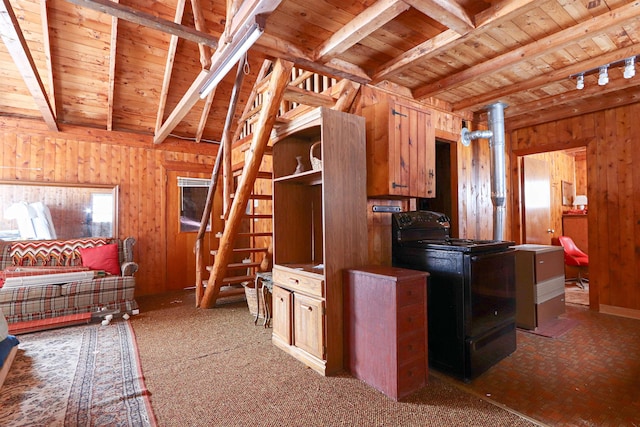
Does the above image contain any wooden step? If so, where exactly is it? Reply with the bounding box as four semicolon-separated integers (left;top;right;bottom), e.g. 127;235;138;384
206;262;261;272
219;286;246;296
236;232;272;237
231;193;272;200
227;261;261;269
234;170;272;180
211;247;268;256
222;275;255;285
244;214;272;219
218;213;273;221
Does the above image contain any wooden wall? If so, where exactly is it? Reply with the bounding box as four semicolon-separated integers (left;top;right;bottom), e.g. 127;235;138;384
509;102;640;317
0;117;218;297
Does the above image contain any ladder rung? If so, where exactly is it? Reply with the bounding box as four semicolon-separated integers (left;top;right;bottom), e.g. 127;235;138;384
233;169;272;179
217;287;246;298
245;214;272;219
227;261;261;269
231;193;272;200
211;247;268;255
222;275;255;285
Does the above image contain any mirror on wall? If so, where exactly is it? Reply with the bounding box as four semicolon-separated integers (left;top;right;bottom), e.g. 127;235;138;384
0;181;118;241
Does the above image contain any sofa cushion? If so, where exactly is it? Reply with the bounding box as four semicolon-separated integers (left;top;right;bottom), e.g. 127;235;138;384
8;238;115;267
79;243;120;275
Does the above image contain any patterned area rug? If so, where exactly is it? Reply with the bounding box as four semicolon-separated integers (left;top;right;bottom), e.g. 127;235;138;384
0;320;156;426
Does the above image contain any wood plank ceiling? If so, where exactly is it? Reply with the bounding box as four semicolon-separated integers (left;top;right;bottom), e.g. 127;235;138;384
1;0;640;144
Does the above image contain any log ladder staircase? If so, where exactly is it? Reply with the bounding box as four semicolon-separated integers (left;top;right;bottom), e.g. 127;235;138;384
195;58;360;309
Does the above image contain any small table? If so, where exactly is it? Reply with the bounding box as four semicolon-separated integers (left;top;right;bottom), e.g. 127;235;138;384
254;272;273;328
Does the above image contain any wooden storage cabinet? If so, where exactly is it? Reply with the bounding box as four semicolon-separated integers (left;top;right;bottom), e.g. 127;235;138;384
272;285;292;345
514;245;565;330
344;266;429;401
271;107;368;375
361;87;435;198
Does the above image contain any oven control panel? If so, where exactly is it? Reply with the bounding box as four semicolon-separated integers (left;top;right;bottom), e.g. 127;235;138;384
393;211;451;229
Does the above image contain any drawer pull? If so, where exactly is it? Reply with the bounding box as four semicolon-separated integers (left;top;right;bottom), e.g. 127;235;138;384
288;277;299;284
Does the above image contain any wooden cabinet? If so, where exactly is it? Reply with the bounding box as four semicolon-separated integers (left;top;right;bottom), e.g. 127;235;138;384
360;87;435;198
344;266;429;401
514;245;565;330
271;107;368;376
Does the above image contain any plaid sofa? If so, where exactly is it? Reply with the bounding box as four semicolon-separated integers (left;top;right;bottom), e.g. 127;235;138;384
0;237;138;324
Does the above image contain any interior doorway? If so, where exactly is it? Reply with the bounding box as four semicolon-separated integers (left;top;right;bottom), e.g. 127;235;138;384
519;148;589;307
418;139;457;236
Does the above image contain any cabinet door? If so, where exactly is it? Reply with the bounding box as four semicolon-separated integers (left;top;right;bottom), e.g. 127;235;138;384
272;285;292;345
293;293;325;359
388;99;435;198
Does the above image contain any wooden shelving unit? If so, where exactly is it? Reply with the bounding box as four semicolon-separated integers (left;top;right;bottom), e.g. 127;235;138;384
271;107;368;375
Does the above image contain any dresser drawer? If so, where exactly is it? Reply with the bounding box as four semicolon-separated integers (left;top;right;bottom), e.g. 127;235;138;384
273;266;324;298
398;330;426;363
397;303;426;335
397;357;427;399
534;249;564;283
397;280;426;308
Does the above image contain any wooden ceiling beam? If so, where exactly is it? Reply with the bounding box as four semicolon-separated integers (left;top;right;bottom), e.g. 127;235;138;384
155;0;283;144
507;86;640;131
190;0;212;69
402;0;474;34
256;34;371;83
0;0;57;131
106;0;119;131
155;0;187;135
412;1;640;100
40;0;56;120
371;0;540;83
454;45;640;112
62;0;218;48
154;70;209;144
315;0;410;61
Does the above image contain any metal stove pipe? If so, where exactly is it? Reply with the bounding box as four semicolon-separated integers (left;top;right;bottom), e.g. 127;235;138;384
460;102;508;240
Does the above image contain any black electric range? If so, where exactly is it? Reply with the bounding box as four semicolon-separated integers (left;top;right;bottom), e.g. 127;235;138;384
391;210;517;381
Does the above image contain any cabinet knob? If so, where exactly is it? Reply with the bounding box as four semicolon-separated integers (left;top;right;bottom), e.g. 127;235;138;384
301;304;313;312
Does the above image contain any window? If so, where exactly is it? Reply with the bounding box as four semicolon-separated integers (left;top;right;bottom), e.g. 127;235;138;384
177;177;211;232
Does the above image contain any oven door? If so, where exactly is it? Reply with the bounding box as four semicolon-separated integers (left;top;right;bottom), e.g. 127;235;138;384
464;249;516;338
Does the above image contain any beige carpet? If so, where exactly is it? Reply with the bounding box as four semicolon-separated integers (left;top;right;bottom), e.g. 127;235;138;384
131;291;542;427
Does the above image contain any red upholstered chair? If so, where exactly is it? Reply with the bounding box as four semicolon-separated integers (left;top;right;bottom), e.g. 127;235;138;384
558;236;589;289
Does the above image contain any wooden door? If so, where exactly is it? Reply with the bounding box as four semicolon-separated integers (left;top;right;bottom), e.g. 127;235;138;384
272;285;292;344
389;99;435;198
522;157;553;244
293;293;325;359
166;170;214;291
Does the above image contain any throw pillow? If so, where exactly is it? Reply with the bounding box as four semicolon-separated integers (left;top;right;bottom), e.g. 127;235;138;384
78;243;120;276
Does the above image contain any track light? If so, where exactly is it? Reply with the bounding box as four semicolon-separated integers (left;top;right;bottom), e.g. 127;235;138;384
598;65;609;86
199;21;264;99
576;73;584;90
624;57;636;79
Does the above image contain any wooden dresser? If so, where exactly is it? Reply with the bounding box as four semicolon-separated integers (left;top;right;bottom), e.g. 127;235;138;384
514;245;565;330
343;266;429;400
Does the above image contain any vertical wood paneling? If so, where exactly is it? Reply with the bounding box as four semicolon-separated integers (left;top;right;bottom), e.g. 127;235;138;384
0;117;217;296
511;102;640;313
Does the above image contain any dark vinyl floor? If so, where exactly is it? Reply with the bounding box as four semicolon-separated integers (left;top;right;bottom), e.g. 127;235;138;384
443;293;640;427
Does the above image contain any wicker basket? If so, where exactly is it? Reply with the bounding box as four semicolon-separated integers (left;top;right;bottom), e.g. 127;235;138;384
310;141;322;170
243;284;268;318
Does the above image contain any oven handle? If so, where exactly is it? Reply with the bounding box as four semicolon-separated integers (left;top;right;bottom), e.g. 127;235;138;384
470;248;515;262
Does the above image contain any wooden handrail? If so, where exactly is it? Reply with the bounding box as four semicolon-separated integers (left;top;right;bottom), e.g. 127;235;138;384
194;56;246;307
